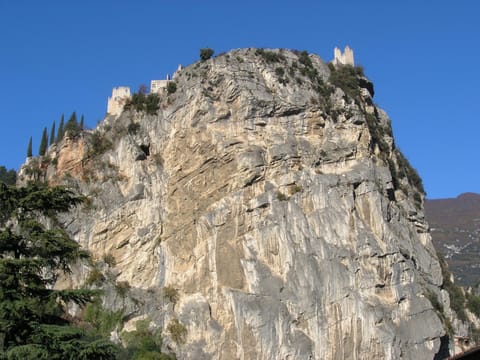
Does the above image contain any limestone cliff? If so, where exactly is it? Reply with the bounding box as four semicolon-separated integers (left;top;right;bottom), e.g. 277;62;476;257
20;48;457;359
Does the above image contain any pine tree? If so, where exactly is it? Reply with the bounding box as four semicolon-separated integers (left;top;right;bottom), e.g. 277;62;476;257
57;114;65;142
79;114;85;130
49;121;56;146
26;136;33;158
0;183;118;359
39;127;48;156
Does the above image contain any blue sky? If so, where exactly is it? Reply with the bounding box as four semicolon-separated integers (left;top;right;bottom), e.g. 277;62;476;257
0;1;478;199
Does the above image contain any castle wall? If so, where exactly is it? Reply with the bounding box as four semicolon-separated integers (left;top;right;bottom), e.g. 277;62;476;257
150;80;169;94
107;86;131;116
333;46;354;66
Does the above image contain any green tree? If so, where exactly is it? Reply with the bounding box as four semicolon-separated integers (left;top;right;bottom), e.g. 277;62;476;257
119;319;176;360
0;184;118;359
166;82;177;95
200;48;214;61
39;127;48;156
26;137;33;158
64;112;81;138
49;122;56;146
57;115;65;143
79;115;85;130
0;166;16;186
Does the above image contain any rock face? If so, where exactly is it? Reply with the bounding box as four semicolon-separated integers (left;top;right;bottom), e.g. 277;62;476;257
21;49;450;359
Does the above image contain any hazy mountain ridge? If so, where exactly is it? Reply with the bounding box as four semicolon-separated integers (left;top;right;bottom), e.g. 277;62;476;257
426;193;480;287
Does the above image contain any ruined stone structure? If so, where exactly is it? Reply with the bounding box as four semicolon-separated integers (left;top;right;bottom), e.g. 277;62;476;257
150;77;170;94
107;65;183;115
107;86;131;116
333;45;354;66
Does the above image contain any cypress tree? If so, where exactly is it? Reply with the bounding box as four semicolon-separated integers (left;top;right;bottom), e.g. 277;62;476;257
57;114;64;142
79;114;84;130
49;121;55;146
64;111;80;138
26;136;33;158
39;127;48;156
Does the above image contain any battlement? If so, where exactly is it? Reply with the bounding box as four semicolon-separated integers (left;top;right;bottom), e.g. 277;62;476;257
333;46;354;66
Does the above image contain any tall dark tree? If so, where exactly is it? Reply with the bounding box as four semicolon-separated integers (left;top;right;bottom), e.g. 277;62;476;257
39;127;48;156
0;184;118;359
57;114;65;143
79;114;84;130
26;137;33;158
64;112;80;138
49;121;56;146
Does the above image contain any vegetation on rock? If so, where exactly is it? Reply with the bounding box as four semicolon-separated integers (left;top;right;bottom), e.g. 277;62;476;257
39;127;48;156
199;48;214;61
26;136;33;158
0;166;16;185
124;92;160;115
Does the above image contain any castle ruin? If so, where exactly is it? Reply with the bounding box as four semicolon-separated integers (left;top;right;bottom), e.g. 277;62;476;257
333;46;354;66
107;86;131;116
107;65;183;116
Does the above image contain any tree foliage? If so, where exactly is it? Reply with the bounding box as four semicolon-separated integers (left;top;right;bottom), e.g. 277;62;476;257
57;115;65;143
49;122;56;146
199;48;214;61
26;137;33;158
64;112;81;138
119;319;176;360
0;183;117;359
39;127;48;156
124;93;160;115
0;167;16;186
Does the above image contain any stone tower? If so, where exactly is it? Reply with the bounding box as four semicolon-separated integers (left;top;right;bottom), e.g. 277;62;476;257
333;46;354;66
107;86;131;116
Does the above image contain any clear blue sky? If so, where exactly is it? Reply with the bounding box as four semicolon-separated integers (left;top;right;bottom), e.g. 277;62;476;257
1;1;478;199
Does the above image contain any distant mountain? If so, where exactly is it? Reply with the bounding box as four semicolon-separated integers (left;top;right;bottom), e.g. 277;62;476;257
425;193;480;287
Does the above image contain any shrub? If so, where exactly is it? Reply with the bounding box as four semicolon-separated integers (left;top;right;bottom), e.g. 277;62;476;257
128;122;141;135
103;253;116;267
275;67;285;77
145;94;160;115
166;81;177;95
298;50;313;68
277;191;288;201
163;286;179;304
200;48;214;61
125;93;160;115
85;268;105;286
329;64;362;101
84;301;124;338
88;132;113;157
255;49;285;63
115;281;131;298
120;319;176;360
291;184;302;195
167;318;187;344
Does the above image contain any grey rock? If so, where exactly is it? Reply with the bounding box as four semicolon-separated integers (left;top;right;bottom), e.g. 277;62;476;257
24;48;454;359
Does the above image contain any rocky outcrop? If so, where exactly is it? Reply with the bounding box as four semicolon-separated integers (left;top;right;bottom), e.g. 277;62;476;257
20;48;452;359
